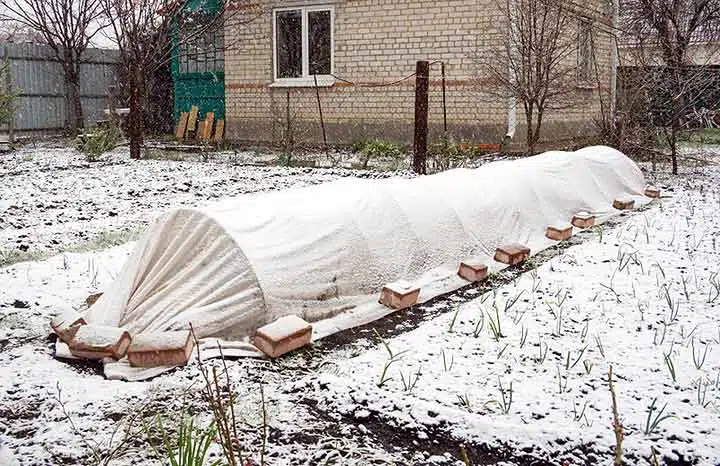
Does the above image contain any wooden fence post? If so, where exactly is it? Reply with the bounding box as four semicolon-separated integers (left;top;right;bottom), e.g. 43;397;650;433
413;60;429;175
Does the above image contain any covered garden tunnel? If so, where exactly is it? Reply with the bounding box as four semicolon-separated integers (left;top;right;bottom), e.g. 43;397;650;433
62;146;646;379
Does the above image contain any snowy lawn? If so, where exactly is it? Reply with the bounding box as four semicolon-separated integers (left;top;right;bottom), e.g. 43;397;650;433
0;144;405;265
301;157;720;465
0;146;719;465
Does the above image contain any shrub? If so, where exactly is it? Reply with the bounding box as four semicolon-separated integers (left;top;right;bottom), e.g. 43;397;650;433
79;122;121;162
357;140;405;169
0;60;15;127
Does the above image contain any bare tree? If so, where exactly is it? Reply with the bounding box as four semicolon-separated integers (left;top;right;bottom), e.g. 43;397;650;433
99;0;173;159
477;0;581;154
0;20;47;43
0;0;106;134
99;0;259;160
621;0;720;174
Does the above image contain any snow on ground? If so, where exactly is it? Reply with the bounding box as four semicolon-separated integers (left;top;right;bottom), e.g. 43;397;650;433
0;144;408;262
302;159;720;465
1;146;719;465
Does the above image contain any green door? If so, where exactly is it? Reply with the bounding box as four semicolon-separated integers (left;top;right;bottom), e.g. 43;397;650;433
171;0;225;122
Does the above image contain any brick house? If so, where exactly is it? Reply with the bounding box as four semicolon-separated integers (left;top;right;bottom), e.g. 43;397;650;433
223;0;617;148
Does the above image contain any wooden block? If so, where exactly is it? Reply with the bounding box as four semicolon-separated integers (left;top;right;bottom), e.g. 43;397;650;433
494;244;530;265
197;112;214;141
458;262;488;282
202;112;215;140
214;119;225;142
86;292;103;307
546;224;572;241
254;315;312;358
613;198;635;210
571;212;595;229
186;106;199;136
195;120;206;141
127;330;195;368
645;185;660;198
50;310;86;343
68;325;132;360
379;280;421;310
175;112;189;139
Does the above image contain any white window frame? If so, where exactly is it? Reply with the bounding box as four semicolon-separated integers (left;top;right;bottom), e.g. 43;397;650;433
271;5;335;87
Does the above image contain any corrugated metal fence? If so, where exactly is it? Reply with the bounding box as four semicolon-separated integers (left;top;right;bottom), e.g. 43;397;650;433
0;42;118;132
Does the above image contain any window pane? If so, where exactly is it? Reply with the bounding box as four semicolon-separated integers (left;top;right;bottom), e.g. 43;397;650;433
578;21;592;82
276;10;302;78
214;31;224;72
308;10;331;75
180;45;188;73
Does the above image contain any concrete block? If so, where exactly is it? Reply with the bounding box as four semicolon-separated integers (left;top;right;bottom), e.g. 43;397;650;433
379;280;421;310
254;315;312;358
128;330;195;368
571;212;595;229
494;244;530;265
645;185;660;198
613;198;635;210
546;224;573;241
458;262;488;282
68;325;132;360
50;310;86;343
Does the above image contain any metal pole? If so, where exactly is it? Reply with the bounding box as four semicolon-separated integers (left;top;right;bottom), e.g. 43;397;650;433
413;60;429;175
313;74;329;156
285;90;292;158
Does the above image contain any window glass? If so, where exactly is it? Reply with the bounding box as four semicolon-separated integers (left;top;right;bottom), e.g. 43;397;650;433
578;21;593;83
276;10;303;78
178;11;224;75
309;10;331;75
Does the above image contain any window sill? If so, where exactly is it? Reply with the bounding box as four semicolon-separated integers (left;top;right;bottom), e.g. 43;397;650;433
269;77;336;88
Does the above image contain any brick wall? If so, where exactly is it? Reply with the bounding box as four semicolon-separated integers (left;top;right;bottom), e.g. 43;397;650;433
224;0;615;148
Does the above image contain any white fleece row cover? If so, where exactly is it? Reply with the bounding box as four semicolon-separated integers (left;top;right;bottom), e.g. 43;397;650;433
76;146;646;380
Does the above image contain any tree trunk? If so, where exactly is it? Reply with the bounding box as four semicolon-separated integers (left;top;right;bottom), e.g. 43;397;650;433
525;110;535;155
669;69;682;175
62;50;84;135
128;64;144;160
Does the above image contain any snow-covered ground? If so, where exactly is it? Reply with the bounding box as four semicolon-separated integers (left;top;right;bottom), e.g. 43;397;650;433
0;144;407;263
1;146;719;465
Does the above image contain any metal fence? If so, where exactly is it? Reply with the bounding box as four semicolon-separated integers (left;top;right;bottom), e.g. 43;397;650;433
0;42;118;132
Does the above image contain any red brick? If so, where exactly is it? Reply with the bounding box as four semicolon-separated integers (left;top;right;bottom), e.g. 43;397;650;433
645;186;660;198
613;198;635;210
86;293;103;307
571;212;595;229
50;310;86;343
545;224;572;241
128;330;195;368
458;262;488;282
494;244;530;265
68;325;132;360
254;315;312;358
379;280;421;310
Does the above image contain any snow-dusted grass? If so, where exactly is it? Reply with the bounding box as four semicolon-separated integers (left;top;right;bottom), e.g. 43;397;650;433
1;146;719;465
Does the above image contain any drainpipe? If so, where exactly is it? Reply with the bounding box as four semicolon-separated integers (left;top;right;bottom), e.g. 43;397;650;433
610;0;619;118
504;0;517;145
505;89;517;142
